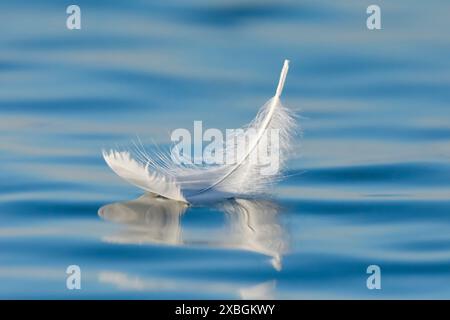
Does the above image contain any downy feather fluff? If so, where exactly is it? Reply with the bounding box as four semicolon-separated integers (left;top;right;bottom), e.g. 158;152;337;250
103;60;297;204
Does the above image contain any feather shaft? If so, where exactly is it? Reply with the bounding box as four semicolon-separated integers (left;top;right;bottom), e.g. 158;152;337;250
191;60;290;196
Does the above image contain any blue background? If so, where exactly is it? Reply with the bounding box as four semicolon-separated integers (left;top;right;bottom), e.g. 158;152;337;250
0;0;449;298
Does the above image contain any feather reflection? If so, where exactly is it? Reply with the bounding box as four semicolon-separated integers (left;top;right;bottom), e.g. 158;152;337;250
99;195;288;270
98;195;188;245
218;199;288;271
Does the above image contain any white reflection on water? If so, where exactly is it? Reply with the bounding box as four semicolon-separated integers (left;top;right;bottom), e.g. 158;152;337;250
98;195;288;271
98;271;276;299
99;195;188;245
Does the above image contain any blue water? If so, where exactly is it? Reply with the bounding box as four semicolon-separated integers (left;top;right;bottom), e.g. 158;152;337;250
1;0;450;299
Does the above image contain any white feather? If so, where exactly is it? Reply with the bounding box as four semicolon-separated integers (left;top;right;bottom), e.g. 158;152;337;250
102;150;186;202
103;60;297;204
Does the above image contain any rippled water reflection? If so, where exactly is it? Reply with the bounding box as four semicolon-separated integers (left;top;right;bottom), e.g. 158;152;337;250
100;196;287;271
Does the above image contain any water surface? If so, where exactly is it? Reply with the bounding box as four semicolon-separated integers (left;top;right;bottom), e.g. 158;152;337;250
1;0;450;299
